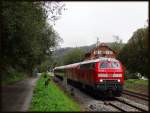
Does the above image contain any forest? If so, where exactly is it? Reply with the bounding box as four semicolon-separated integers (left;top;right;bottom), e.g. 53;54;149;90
0;1;64;84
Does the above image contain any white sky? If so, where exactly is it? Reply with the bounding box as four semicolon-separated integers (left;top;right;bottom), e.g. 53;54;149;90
52;2;148;48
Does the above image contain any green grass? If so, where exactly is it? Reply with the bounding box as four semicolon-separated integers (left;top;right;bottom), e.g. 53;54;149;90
29;74;80;111
124;79;148;93
125;79;148;86
1;70;25;85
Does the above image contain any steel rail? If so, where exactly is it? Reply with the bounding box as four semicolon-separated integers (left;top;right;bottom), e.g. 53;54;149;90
115;97;147;112
123;91;149;101
108;102;127;112
123;90;148;97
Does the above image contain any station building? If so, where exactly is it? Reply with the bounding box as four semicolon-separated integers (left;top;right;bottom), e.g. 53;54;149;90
84;43;116;60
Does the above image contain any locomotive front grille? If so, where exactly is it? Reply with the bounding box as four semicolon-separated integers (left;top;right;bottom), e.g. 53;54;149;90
96;80;122;91
103;80;118;85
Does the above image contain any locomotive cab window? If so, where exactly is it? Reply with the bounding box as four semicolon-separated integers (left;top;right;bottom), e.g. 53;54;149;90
100;61;120;69
111;62;120;69
100;62;110;68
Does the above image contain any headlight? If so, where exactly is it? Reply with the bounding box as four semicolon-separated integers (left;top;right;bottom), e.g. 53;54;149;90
98;74;108;77
100;79;103;82
113;74;122;77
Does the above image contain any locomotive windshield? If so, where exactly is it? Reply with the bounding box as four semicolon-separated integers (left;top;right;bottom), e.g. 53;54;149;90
100;61;120;69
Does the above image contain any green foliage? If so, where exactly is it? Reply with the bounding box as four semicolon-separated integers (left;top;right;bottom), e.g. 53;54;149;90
1;67;25;85
125;79;148;93
118;26;148;77
1;1;63;77
29;76;80;111
63;48;86;65
125;73;139;79
41;72;49;78
53;56;64;67
39;59;51;72
125;79;148;86
109;35;124;55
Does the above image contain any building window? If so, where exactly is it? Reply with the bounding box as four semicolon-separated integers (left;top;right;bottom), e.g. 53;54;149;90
98;50;101;54
105;50;113;54
106;51;108;54
99;50;101;54
94;51;96;54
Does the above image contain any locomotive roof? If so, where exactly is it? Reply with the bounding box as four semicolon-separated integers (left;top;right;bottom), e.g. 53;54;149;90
80;57;119;64
54;57;119;70
54;62;80;70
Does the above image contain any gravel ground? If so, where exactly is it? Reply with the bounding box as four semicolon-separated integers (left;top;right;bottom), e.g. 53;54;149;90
53;77;149;112
1;77;39;112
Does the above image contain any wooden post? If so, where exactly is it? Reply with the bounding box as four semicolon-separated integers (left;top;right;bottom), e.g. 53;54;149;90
63;73;68;91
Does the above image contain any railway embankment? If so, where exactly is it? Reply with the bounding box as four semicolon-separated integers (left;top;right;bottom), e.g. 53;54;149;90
124;79;148;95
29;73;80;111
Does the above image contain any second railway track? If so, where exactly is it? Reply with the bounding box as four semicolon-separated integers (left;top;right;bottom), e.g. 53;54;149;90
123;90;149;101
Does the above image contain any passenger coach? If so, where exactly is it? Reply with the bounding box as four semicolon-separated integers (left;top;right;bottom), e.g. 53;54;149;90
54;57;124;96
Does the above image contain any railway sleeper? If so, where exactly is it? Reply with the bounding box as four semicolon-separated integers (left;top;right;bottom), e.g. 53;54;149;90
115;97;148;112
123;92;149;101
108;102;127;112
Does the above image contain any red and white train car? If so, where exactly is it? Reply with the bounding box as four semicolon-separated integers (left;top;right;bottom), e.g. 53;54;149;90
54;57;124;96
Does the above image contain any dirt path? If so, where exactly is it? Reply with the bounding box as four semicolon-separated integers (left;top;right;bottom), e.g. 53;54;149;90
1;76;39;112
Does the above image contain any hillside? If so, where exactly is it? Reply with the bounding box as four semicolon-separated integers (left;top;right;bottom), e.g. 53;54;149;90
53;42;125;59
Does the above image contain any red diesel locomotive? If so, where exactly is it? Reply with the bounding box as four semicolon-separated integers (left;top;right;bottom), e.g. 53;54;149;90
54;57;124;96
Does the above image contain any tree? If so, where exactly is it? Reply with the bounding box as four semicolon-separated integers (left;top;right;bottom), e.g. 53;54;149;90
118;26;148;77
0;1;64;76
110;35;124;55
63;48;86;65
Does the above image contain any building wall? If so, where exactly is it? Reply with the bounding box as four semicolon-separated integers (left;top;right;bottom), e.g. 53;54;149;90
85;44;116;60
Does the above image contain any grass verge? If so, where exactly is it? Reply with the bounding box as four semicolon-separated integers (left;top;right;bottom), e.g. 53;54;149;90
29;73;80;111
124;79;148;94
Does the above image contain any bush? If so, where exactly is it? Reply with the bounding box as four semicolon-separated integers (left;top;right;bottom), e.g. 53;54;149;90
124;70;140;80
1;67;25;85
124;70;129;80
41;72;48;78
126;73;139;79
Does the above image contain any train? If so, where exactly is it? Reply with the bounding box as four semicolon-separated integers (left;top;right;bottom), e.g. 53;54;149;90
54;57;124;97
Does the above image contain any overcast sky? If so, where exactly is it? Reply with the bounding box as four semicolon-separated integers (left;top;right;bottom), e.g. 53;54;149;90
52;2;148;48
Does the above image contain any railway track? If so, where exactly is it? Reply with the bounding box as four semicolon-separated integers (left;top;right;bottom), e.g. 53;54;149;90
115;97;148;111
106;102;127;112
87;97;149;112
123;90;149;101
53;77;149;112
102;96;148;112
123;90;148;97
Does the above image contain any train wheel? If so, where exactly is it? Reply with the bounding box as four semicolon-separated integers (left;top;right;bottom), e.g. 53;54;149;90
115;91;122;97
82;84;86;89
